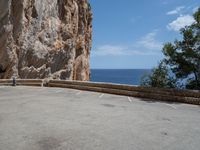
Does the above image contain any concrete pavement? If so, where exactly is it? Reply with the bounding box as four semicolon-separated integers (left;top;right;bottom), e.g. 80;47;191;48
0;86;200;150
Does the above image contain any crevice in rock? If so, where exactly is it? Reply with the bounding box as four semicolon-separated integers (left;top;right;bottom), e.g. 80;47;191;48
57;0;66;21
10;0;23;40
0;65;6;73
75;48;82;59
31;6;38;18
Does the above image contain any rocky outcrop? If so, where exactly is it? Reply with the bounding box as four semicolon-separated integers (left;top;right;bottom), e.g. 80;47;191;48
0;0;92;80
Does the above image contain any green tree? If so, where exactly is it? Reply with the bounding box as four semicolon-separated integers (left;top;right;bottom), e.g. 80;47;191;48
141;8;200;89
141;61;177;88
163;8;200;89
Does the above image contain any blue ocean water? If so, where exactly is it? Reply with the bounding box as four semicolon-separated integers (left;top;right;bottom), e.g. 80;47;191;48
90;69;151;85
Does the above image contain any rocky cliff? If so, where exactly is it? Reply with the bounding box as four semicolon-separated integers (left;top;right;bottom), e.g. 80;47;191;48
0;0;92;80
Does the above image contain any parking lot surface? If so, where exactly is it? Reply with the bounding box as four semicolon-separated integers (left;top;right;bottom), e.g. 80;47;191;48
0;86;200;150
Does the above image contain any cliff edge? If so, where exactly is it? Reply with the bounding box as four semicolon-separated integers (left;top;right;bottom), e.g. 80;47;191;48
0;0;92;80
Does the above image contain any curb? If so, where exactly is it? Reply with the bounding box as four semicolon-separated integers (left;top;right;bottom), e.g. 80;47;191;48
0;79;199;105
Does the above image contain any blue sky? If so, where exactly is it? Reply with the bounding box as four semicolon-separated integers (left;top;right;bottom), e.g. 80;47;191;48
89;0;199;69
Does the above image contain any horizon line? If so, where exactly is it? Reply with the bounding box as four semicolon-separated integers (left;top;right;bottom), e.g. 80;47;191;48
91;68;153;70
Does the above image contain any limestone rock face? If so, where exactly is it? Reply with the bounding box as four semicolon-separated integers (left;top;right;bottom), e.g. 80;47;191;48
0;0;92;80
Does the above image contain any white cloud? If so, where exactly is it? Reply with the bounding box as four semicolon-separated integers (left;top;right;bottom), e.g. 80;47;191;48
167;6;185;15
137;31;163;50
167;15;195;31
92;31;163;56
92;45;127;56
92;44;160;56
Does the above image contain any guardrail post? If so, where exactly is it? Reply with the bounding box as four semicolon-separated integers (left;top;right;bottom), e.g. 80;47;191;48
12;77;16;86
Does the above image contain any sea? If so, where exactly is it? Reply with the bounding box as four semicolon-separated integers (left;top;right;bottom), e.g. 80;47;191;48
90;69;151;86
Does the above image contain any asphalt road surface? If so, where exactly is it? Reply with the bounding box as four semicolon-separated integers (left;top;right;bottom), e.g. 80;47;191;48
0;86;200;150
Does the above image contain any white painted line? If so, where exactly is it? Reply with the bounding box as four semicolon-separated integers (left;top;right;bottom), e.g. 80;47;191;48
0;86;8;88
165;104;177;109
55;89;64;93
99;94;104;99
76;91;82;95
128;97;132;102
38;88;47;91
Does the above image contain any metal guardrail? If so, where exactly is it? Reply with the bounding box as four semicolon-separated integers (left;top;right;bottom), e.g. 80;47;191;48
0;79;200;105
